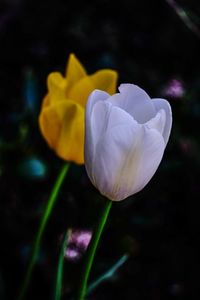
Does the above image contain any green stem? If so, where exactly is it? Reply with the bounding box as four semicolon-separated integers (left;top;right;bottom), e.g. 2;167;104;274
54;231;69;300
18;163;70;300
87;254;129;295
76;199;112;300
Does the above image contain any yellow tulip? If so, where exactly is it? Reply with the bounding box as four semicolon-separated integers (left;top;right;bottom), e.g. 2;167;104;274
39;53;118;164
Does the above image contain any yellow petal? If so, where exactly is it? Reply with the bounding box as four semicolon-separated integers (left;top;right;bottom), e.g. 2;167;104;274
65;53;87;91
68;76;95;107
46;72;67;105
39;107;60;152
89;69;118;95
39;100;84;164
41;95;50;109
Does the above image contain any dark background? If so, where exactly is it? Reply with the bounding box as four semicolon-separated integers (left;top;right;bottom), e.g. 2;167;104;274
1;0;200;299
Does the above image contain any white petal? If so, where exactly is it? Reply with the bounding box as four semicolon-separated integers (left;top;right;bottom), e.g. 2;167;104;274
91;123;165;201
90;100;112;147
86;89;110;117
152;98;172;144
87;101;137;184
129;126;165;195
92;122;142;201
145;109;166;137
108;84;156;123
91;100;135;145
85;90;109;180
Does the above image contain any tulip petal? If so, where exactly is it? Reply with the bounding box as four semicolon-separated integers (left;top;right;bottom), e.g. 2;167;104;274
41;95;50;108
89;69;118;95
46;72;67;106
91;100;135;148
68;69;117;107
152;98;172;144
65;53;87;88
129;126;165;195
85;90;111;179
39;100;84;164
86;99;136;175
92;123;165;201
92;123;142;200
145;109;166;137
68;76;95;107
86;89;110;116
108;84;156;123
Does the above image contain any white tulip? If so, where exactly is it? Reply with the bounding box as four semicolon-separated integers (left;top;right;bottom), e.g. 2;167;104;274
84;84;172;201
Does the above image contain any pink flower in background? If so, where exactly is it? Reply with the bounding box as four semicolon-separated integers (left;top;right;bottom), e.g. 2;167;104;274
162;79;184;99
65;229;92;261
65;249;79;260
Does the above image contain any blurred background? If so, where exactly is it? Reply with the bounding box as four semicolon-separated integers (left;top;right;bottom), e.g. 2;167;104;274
1;0;200;299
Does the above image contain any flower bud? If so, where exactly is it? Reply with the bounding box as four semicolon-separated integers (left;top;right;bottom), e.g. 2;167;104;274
84;84;172;201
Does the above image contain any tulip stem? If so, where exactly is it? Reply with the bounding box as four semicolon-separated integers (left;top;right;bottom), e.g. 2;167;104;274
18;163;70;300
76;199;112;300
54;231;69;300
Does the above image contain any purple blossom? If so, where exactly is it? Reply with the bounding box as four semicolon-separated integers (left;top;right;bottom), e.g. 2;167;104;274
65;229;92;261
162;79;184;99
